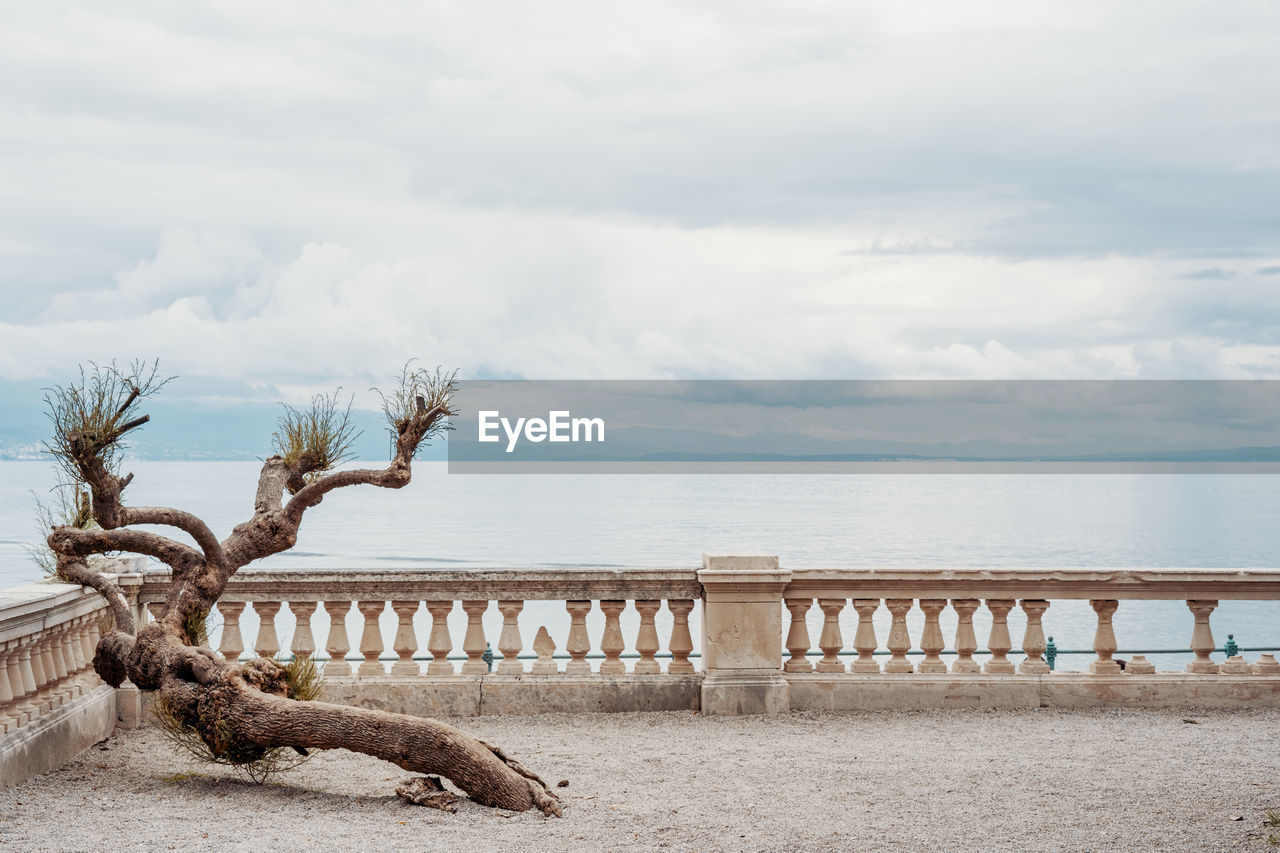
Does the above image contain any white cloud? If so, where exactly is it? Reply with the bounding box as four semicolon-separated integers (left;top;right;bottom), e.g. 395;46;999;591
2;2;1280;391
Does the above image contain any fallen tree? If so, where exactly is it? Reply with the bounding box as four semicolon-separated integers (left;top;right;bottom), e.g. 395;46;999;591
43;361;562;816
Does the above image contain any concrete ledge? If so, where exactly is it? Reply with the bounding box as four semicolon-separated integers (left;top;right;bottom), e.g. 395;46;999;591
788;673;1041;710
787;673;1280;710
0;684;115;788
320;675;703;716
1038;673;1280;707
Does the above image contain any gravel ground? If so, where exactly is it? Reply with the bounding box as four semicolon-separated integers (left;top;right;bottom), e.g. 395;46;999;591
2;707;1279;852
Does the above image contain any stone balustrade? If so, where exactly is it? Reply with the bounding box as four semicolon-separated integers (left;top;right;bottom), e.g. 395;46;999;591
7;555;1277;789
780;566;1280;677
134;568;703;679
0;579;116;738
0;564;143;787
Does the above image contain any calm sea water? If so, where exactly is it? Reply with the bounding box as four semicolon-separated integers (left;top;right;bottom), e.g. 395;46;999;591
2;460;1278;671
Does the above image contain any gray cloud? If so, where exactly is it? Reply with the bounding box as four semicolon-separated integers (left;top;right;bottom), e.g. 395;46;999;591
2;2;1280;391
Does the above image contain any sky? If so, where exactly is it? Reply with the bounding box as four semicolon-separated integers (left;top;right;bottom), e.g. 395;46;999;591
2;2;1280;456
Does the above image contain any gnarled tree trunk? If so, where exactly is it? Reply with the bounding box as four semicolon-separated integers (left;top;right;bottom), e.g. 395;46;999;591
46;365;562;816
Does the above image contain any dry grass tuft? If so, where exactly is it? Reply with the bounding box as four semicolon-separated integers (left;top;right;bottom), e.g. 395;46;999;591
272;390;359;491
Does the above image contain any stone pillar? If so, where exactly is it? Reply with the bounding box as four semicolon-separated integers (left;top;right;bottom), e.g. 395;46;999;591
357;600;386;676
633;600;662;674
783;598;814;673
425;601;454;675
253;601;282;660
698;554;790;715
1089;599;1122;675
984;599;1016;674
323;601;353;676
218;602;246;665
289;602;317;661
950;599;980;674
1019;600;1050;675
564;601;592;675
496;600;525;674
1186;600;1219;674
460;600;489;675
815;598;847;673
0;642;18;732
917;599;948;673
598;601;627;675
390;601;421;676
884;599;915;674
851;599;881;673
666;600;695;674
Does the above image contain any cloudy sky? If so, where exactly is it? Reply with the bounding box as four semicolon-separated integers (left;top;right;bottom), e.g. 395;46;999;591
2;1;1280;427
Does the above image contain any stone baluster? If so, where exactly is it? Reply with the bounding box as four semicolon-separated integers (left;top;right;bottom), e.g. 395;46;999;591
357;601;387;676
390;601;421;676
1186;599;1220;674
816;598;847;673
532;627;558;674
288;602;317;661
253;602;282;660
66;617;88;674
323;601;353;675
667;600;695;674
496;600;525;674
41;626;67;707
984;599;1016;674
884;599;915;674
425;601;455;675
79;615;97;670
53;623;77;699
1019;600;1051;675
14;637;39;719
565;601;593;675
50;623;71;681
918;599;948;673
1089;599;1122;674
783;598;814;673
634;600;662;674
461;600;489;674
7;640;32;726
39;631;61;705
950;599;980;673
28;634;51;713
599;601;627;675
86;614;103;661
851;599;881;673
0;643;17;733
218;602;245;665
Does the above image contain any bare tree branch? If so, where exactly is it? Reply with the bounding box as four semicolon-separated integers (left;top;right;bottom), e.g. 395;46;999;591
48;524;203;576
55;555;136;635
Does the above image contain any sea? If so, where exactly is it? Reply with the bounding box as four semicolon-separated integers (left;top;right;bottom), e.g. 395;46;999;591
2;460;1278;672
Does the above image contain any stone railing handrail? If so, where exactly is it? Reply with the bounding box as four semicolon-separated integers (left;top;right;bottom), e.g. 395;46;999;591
784;566;1280;600
135;566;701;603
